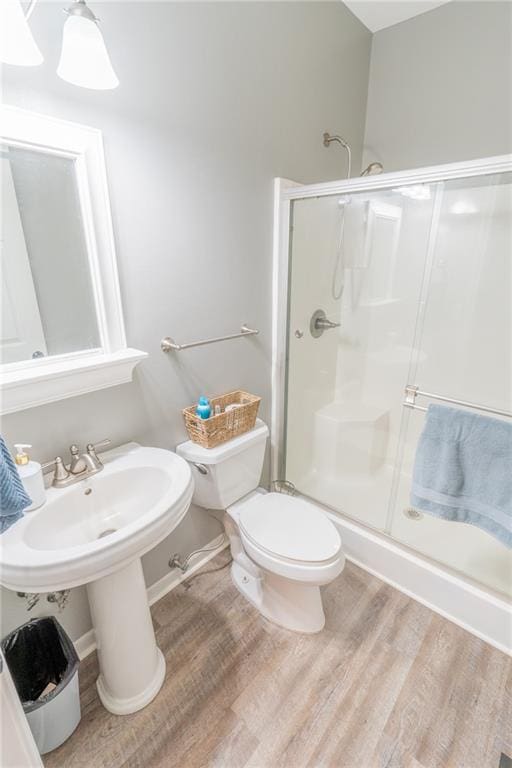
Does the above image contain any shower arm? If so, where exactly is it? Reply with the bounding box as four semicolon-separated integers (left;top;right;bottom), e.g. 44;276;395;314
323;132;352;179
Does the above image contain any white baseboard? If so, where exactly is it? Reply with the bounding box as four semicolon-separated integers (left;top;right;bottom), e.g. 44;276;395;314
74;534;228;660
74;629;96;661
320;505;512;656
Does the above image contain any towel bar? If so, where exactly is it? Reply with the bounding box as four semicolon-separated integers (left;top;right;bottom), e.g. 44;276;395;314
161;324;259;352
403;384;512;418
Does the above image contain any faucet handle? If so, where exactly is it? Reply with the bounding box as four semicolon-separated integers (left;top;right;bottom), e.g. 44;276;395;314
86;439;111;455
54;457;71;483
41;456;71;486
86;439;111;469
41;456;67;474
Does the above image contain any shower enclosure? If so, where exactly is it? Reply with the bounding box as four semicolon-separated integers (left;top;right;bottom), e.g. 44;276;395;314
273;156;512;602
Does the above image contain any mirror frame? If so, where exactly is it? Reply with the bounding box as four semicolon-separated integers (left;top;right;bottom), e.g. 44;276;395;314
0;105;146;414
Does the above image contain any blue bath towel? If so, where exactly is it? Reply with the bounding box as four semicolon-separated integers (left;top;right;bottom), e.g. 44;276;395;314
411;405;512;548
0;436;31;533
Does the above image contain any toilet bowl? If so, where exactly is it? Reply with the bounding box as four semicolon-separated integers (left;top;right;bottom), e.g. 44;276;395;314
177;419;345;633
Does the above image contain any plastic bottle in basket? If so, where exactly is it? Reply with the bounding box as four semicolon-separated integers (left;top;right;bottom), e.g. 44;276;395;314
195;396;211;419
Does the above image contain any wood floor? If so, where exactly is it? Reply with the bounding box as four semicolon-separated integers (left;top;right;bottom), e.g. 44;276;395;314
44;551;511;768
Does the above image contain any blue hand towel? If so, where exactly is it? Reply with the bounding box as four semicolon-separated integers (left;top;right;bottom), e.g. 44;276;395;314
0;436;31;533
411;404;512;548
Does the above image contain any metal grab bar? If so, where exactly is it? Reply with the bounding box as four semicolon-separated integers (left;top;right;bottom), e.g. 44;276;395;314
403;384;512;418
161;324;259;352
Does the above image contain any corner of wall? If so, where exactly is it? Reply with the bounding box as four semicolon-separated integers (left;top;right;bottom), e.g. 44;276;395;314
361;30;379;173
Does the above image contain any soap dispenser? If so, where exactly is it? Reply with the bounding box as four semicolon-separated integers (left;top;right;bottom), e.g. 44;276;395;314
14;444;46;512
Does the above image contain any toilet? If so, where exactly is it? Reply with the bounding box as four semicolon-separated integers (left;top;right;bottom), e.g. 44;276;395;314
177;419;345;633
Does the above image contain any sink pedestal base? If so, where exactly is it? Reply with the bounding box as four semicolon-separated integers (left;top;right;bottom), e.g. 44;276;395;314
87;558;166;715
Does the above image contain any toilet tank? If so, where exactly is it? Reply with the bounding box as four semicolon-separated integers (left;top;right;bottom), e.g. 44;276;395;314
176;419;269;510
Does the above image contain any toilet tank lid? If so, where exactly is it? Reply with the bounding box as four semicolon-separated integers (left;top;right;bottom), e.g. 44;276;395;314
176;419;268;465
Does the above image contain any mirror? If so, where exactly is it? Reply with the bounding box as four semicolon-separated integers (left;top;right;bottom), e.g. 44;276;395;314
0;105;146;415
1;146;101;364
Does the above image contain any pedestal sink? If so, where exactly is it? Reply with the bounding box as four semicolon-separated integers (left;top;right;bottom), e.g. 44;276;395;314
0;443;193;715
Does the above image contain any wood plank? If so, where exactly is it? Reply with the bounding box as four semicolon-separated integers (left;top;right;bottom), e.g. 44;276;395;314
43;555;511;768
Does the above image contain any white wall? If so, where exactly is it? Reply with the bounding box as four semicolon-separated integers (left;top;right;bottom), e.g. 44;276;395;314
363;1;512;171
0;2;371;641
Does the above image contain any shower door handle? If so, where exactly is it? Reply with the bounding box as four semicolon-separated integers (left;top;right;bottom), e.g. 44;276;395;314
310;309;340;338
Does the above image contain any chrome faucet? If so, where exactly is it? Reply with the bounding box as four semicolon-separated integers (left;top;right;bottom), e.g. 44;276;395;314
44;439;111;488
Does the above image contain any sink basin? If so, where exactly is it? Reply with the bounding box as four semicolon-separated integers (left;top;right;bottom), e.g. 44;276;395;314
0;442;194;716
0;442;193;592
25;466;171;550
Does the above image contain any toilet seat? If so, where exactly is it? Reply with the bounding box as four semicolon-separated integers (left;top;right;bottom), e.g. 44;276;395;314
237;493;343;583
239;493;341;563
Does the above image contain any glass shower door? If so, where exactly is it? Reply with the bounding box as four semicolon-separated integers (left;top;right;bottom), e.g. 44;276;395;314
285;183;437;531
284;169;511;597
388;172;512;596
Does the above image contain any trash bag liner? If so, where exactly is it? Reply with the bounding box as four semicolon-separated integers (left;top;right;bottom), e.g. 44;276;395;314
1;616;79;712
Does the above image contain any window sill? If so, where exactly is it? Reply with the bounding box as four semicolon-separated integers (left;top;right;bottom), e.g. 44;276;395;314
0;348;148;415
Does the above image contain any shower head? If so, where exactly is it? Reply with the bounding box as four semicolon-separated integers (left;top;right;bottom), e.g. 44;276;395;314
323;132;349;149
360;162;384;176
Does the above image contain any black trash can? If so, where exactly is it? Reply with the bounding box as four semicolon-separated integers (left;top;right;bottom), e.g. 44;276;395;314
1;617;81;755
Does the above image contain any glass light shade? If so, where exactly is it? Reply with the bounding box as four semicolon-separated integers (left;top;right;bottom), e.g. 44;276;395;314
0;0;44;66
57;14;119;90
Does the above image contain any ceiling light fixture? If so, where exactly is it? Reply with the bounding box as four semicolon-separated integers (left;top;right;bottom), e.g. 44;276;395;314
57;0;119;90
0;0;119;90
0;0;43;66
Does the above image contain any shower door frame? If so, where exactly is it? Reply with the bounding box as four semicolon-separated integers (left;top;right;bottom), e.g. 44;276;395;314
271;153;512;483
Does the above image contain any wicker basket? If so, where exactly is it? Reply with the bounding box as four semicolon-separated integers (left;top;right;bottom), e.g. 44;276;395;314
183;390;261;448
